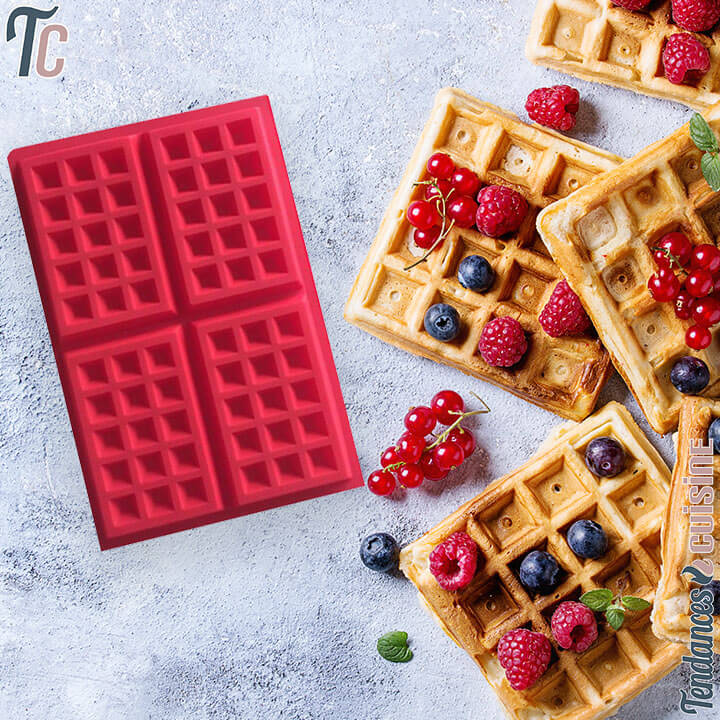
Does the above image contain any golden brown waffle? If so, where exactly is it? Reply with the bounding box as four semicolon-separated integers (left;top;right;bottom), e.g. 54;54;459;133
537;108;720;435
345;88;619;421
653;396;720;651
400;402;683;720
527;1;720;110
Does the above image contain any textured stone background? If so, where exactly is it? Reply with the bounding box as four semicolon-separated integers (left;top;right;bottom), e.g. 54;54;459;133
0;0;710;718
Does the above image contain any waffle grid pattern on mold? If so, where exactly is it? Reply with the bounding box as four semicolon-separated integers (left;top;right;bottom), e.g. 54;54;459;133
25;137;175;338
9;96;361;548
345;88;619;421
400;402;684;720
527;0;720;110
537;108;720;435
653;396;720;651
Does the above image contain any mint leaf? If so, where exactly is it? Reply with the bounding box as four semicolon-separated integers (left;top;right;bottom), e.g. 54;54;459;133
690;113;719;153
606;606;625;631
377;631;413;663
621;595;651;611
581;589;613;611
701;152;720;191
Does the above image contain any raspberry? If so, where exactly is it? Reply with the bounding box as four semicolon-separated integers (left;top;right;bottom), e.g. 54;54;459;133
525;85;580;132
476;185;528;238
478;317;527;367
611;0;652;9
497;629;552;691
663;33;710;84
538;280;591;337
429;531;478;591
551;601;598;653
672;0;720;31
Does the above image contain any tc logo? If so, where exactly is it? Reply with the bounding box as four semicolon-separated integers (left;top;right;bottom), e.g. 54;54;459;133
6;5;67;78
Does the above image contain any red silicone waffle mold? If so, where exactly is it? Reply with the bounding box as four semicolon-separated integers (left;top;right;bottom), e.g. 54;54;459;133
9;96;362;549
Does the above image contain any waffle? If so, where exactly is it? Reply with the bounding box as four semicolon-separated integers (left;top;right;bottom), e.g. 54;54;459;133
345;88;619;421
537;107;720;435
527;1;720;110
400;402;684;720
653;396;720;651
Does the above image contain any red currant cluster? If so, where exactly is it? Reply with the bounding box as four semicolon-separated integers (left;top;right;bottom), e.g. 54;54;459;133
405;153;481;270
366;390;488;496
647;232;720;350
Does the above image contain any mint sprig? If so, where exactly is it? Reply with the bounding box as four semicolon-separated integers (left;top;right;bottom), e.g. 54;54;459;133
580;587;651;631
377;631;413;662
690;113;720;191
621;595;652;611
701;152;720;192
580;588;612;611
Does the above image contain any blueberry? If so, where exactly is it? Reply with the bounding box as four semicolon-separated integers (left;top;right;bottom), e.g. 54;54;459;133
567;519;608;559
360;533;399;573
458;255;494;293
518;550;562;595
708;418;720;455
670;356;710;395
708;580;720;616
585;437;626;478
424;303;461;342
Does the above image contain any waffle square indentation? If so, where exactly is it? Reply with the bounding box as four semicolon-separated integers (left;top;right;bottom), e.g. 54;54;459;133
476;490;537;549
577;636;636;695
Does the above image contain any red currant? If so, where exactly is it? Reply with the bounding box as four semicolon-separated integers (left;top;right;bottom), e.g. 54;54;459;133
450;167;480;197
407;200;439;231
691;244;720;274
396;432;426;463
397;463;424;488
413;226;441;250
431;390;464;425
686;268;714;298
652;249;671;270
447;426;475;458
657;232;692;266
367;469;396;496
425;179;452;201
692;296;720;326
675;289;695;320
427;152;455;180
404;406;437;436
420;452;448;481
447;195;478;229
433;442;465;471
380;446;401;469
648;271;680;302
686;324;712;350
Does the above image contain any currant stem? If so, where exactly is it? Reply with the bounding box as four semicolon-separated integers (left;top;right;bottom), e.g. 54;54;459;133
425;400;490;451
404;179;456;272
389;395;490;469
469;391;490;413
652;246;687;274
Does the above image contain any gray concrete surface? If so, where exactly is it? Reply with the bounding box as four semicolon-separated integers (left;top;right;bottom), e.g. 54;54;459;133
0;0;712;718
